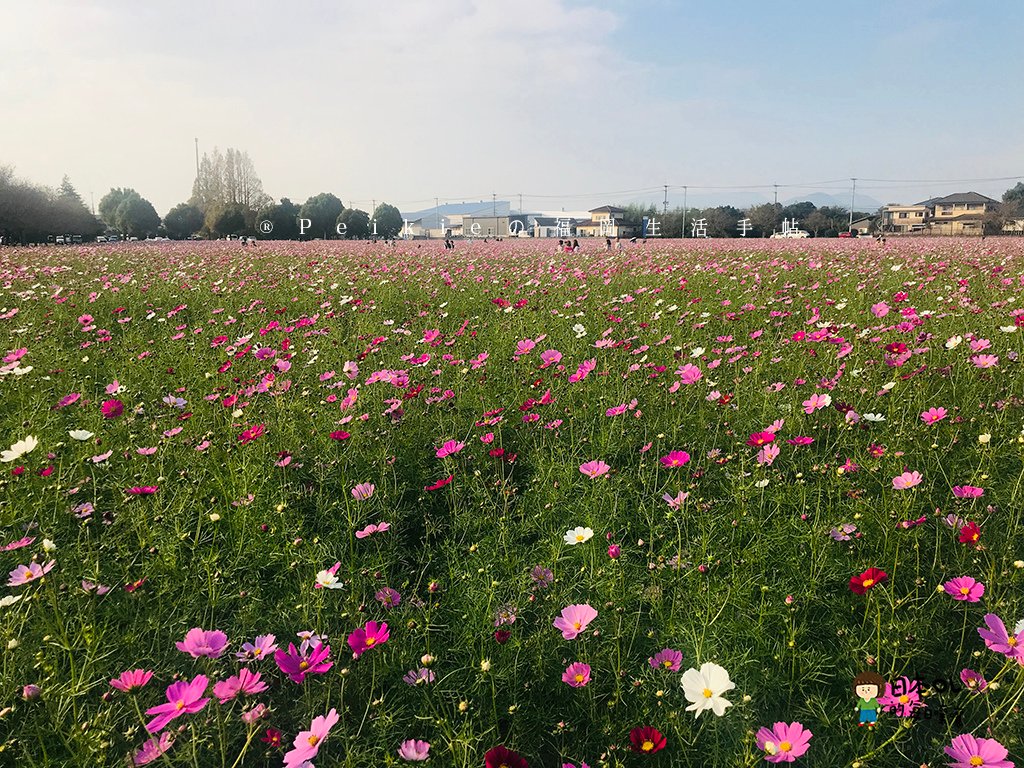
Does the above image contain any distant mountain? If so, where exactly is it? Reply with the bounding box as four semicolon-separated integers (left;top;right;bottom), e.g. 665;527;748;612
781;192;883;212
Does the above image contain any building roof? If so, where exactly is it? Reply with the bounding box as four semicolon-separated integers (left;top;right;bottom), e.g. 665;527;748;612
916;192;999;206
533;217;580;227
588;205;626;214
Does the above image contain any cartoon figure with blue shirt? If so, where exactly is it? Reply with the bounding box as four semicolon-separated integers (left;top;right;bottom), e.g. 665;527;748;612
853;671;886;727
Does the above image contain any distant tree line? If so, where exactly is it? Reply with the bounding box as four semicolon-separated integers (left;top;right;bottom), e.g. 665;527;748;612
619;202;872;238
0;167;102;244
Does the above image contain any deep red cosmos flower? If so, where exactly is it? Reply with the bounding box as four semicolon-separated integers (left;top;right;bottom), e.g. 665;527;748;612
424;474;454;491
484;745;528;768
959;521;981;547
849;567;888;595
629;726;667;754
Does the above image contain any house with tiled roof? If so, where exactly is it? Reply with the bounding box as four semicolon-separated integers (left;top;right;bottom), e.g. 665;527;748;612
574;206;637;238
881;192;999;236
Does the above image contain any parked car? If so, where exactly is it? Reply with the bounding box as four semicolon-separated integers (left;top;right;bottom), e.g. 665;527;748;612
838;231;854;238
72;234;83;244
96;236;107;243
106;234;121;243
56;235;65;244
770;230;810;239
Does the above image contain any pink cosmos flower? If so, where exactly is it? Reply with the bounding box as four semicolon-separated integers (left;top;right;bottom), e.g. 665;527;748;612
944;576;985;602
870;302;889;318
7;560;56;587
971;354;999;369
355;521;390;539
746;431;775;447
757;444;781;466
2;536;35;551
540;349;563;368
952;485;984;499
786;436;814;446
579;460;610;478
144;675;209;734
802;393;831;414
755;721;812;763
236;634;278;662
660;451;690;467
921;407;948;424
347;621;390;656
648;648;683;671
284;708;339;768
175;627;229;659
892;471;923;490
435;440;465;459
676;363;702;384
275;642;333;683
553;604;598;640
944;734;1013;768
662;490;689;509
398;739;431;761
110;669;154;693
212;668;268;703
238;424;265;444
562;662;591;688
351;483;375;500
133;733;175;766
978;614;1024;661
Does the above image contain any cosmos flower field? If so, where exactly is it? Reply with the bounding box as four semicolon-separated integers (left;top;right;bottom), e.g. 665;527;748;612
1;237;1024;767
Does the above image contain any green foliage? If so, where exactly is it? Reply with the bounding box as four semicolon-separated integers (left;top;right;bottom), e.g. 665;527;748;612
163;203;205;240
300;193;345;239
337;208;370;239
373;203;403;239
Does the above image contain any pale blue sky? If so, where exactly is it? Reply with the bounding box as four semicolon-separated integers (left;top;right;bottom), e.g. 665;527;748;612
1;0;1021;216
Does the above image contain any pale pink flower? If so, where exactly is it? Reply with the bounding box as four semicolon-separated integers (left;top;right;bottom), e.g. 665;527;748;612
579;460;610;478
892;471;923;490
920;407;947;424
351;483;375;500
553;604;598;640
802;393;831;414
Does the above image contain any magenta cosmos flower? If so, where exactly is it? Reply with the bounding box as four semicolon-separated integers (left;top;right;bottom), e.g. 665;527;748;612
660;451;690;467
579;460;610;478
977;614;1024;662
144;675;209;734
952;485;984;499
921;407;948;424
7;560;56;587
284;708;339;768
110;669;154;693
398;739;431;761
892;471;923;490
943;576;985;602
648;648;683;671
175;627;229;659
435;439;465;458
944;734;1013;768
275;642;333;683
562;662;591;688
101;399;124;418
755;721;812;763
348;621;390;656
553;604;598;640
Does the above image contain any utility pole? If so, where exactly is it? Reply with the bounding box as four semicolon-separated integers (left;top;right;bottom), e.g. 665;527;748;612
492;192;496;216
773;184;778;206
663;184;668;214
682;186;688;238
194;138;200;181
435;197;440;238
849;178;857;232
90;192;94;215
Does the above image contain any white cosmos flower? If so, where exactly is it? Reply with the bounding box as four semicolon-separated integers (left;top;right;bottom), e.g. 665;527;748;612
314;570;344;589
0;595;23;608
862;413;886;423
946;335;963;350
690;347;705;357
42;539;57;553
1;435;38;463
682;662;735;718
69;430;94;441
564;526;594;545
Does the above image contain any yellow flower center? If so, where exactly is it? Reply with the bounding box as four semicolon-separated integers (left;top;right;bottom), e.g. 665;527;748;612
779;741;792;752
960;587;971;595
899;695;909;704
576;535;585;541
862;578;875;588
662;660;673;668
176;700;185;710
703;688;714;698
299;661;309;670
970;758;984;767
308;734;320;747
573;621;582;630
254;648;262;656
641;740;654;752
366;637;376;646
25;571;34;580
1008;636;1018;647
574;674;585;683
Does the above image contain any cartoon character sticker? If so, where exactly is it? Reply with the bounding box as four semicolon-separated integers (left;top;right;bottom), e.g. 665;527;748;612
853;671;886;727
